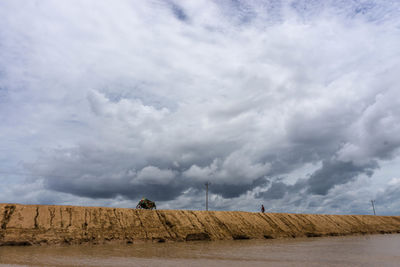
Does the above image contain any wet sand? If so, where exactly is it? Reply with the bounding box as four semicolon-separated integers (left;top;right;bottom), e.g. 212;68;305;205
1;234;399;266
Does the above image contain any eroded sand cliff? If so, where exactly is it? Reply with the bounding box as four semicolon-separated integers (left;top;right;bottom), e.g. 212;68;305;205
1;203;400;246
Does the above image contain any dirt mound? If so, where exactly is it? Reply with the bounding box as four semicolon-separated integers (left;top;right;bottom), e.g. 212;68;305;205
1;203;399;246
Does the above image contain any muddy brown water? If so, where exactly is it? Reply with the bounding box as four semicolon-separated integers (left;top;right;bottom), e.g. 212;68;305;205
0;234;399;266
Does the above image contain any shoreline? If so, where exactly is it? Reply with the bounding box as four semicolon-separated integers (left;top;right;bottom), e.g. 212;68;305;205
1;203;400;246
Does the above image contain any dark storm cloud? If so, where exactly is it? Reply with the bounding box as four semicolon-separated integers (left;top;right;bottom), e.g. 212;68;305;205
28;145;187;201
257;159;382;200
211;177;269;198
306;160;377;195
257;181;289;200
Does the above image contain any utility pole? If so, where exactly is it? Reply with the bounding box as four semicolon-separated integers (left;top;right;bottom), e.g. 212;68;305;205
205;182;210;211
371;200;376;215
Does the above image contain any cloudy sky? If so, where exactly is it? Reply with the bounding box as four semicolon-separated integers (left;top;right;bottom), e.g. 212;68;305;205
1;0;400;215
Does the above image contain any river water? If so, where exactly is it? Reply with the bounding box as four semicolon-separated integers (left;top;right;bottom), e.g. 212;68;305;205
0;234;399;266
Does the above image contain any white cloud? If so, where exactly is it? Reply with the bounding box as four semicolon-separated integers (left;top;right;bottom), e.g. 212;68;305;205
133;166;175;185
1;0;400;213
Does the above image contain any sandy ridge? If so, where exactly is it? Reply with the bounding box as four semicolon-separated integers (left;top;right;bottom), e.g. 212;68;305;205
1;203;400;246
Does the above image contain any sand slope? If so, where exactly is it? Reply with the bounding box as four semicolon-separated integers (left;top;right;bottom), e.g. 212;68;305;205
1;203;400;245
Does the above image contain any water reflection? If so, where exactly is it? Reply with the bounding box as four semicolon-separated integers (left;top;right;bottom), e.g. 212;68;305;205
1;234;400;266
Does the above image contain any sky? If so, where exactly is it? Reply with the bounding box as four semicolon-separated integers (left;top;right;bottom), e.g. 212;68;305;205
1;0;400;215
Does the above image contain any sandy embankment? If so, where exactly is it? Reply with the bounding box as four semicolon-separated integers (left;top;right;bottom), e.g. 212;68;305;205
1;203;400;246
